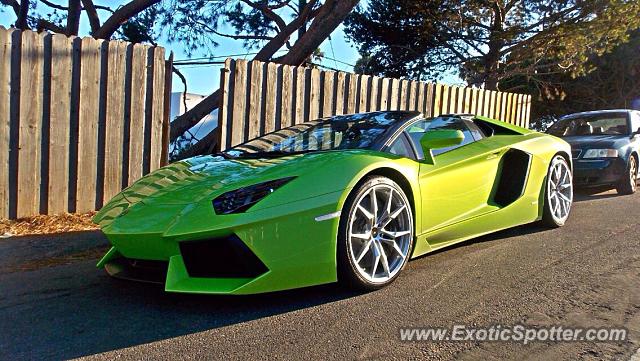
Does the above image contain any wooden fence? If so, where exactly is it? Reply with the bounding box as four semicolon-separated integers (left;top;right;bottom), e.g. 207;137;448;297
0;27;172;219
217;58;531;150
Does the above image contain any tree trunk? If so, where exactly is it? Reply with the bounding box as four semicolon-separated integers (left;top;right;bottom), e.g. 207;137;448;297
15;0;29;30
66;0;82;36
483;1;505;91
92;0;161;39
170;0;360;151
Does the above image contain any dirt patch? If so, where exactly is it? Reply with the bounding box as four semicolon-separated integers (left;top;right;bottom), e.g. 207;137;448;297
0;246;109;274
0;212;98;237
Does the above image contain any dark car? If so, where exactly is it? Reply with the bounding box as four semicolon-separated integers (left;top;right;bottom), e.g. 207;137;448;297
547;109;640;194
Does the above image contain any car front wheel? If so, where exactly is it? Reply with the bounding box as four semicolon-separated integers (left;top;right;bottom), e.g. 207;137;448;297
616;155;637;195
337;176;414;291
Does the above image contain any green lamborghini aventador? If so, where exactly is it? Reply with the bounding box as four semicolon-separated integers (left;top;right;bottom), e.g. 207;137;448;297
94;111;573;294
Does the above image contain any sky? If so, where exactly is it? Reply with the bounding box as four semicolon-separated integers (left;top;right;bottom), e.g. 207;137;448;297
0;2;362;96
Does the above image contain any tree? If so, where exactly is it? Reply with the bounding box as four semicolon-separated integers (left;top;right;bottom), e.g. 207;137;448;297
506;29;640;131
169;0;360;158
0;0;360;157
345;0;640;90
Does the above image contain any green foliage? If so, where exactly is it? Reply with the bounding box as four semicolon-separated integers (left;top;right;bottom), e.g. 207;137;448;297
345;0;640;90
510;29;640;130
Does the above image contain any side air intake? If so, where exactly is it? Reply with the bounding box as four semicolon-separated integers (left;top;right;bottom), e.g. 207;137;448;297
493;149;532;207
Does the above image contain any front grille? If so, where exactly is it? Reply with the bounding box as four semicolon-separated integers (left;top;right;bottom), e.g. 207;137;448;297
572;149;582;159
179;236;269;278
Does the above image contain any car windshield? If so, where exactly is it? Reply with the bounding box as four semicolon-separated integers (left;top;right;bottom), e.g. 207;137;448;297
223;112;408;158
547;113;630;137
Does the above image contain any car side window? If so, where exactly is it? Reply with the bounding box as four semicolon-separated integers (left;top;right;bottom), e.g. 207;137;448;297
387;133;415;159
405;117;479;158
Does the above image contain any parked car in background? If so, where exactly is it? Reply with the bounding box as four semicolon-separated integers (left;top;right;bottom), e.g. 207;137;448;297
547;109;640;194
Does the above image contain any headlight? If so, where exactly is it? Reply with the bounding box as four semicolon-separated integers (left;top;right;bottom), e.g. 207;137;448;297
212;177;295;214
583;149;619;158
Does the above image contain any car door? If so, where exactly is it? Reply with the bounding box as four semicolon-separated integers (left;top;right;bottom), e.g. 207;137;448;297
405;117;507;244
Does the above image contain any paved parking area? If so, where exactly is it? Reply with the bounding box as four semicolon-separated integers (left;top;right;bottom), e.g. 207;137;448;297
1;190;639;360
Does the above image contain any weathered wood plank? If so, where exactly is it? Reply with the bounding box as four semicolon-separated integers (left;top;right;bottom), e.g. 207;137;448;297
126;43;147;186
476;89;485;116
76;37;102;212
369;76;379;112
293;66;305;124
0;28;13;218
103;41;127;202
524;95;531;128
493;92;500;120
513;93;522;127
264;62;278;133
441;85;451;114
407;81;417;111
279;64;292;128
389;78;400;111
399;79;409;110
416;82;425;114
17;31;43;217
46;34;73;214
346;73;358;114
433;84;443;116
218;58;233;150
150;47;165;171
322;70;334;117
456;86;464;113
379;77;390;111
463;87;471;113
247;61;263;139
489;90;497;119
231;59;248;145
334;71;345;115
308;67;320;120
424;83;434;117
358;74;369;112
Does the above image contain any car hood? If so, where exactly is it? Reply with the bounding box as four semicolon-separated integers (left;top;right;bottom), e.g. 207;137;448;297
93;150;380;226
561;135;629;149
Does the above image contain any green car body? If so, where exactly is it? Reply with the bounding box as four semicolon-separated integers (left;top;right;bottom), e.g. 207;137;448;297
94;112;571;295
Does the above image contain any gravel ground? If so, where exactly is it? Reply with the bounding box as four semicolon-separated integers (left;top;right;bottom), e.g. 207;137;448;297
0;189;639;360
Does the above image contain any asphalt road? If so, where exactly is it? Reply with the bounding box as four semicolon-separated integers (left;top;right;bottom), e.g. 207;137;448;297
1;189;639;360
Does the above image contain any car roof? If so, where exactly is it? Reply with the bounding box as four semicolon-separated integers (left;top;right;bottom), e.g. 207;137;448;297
560;109;638;119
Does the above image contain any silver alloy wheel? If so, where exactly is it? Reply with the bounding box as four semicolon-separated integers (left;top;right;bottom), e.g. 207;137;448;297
547;156;573;224
347;184;413;284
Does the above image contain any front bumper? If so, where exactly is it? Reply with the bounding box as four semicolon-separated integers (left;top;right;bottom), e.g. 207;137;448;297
572;158;626;187
97;191;344;295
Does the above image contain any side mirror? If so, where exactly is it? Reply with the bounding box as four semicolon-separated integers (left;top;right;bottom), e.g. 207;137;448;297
420;130;465;164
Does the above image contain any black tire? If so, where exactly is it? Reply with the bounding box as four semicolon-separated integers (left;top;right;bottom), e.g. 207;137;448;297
541;155;573;228
337;176;414;291
616;155;637;195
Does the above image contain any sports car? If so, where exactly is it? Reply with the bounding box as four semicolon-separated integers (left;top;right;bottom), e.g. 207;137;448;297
94;111;573;294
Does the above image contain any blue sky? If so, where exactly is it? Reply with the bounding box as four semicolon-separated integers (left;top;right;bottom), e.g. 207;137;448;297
0;2;361;96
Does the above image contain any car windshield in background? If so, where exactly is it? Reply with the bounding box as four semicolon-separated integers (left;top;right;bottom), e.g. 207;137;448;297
224;112;407;158
548;113;630;137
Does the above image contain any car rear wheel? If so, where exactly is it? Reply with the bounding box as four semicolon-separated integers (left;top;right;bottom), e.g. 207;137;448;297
542;155;573;228
337;176;414;291
616;155;637;195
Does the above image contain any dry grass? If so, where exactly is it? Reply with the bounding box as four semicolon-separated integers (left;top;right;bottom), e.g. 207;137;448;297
0;212;99;237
